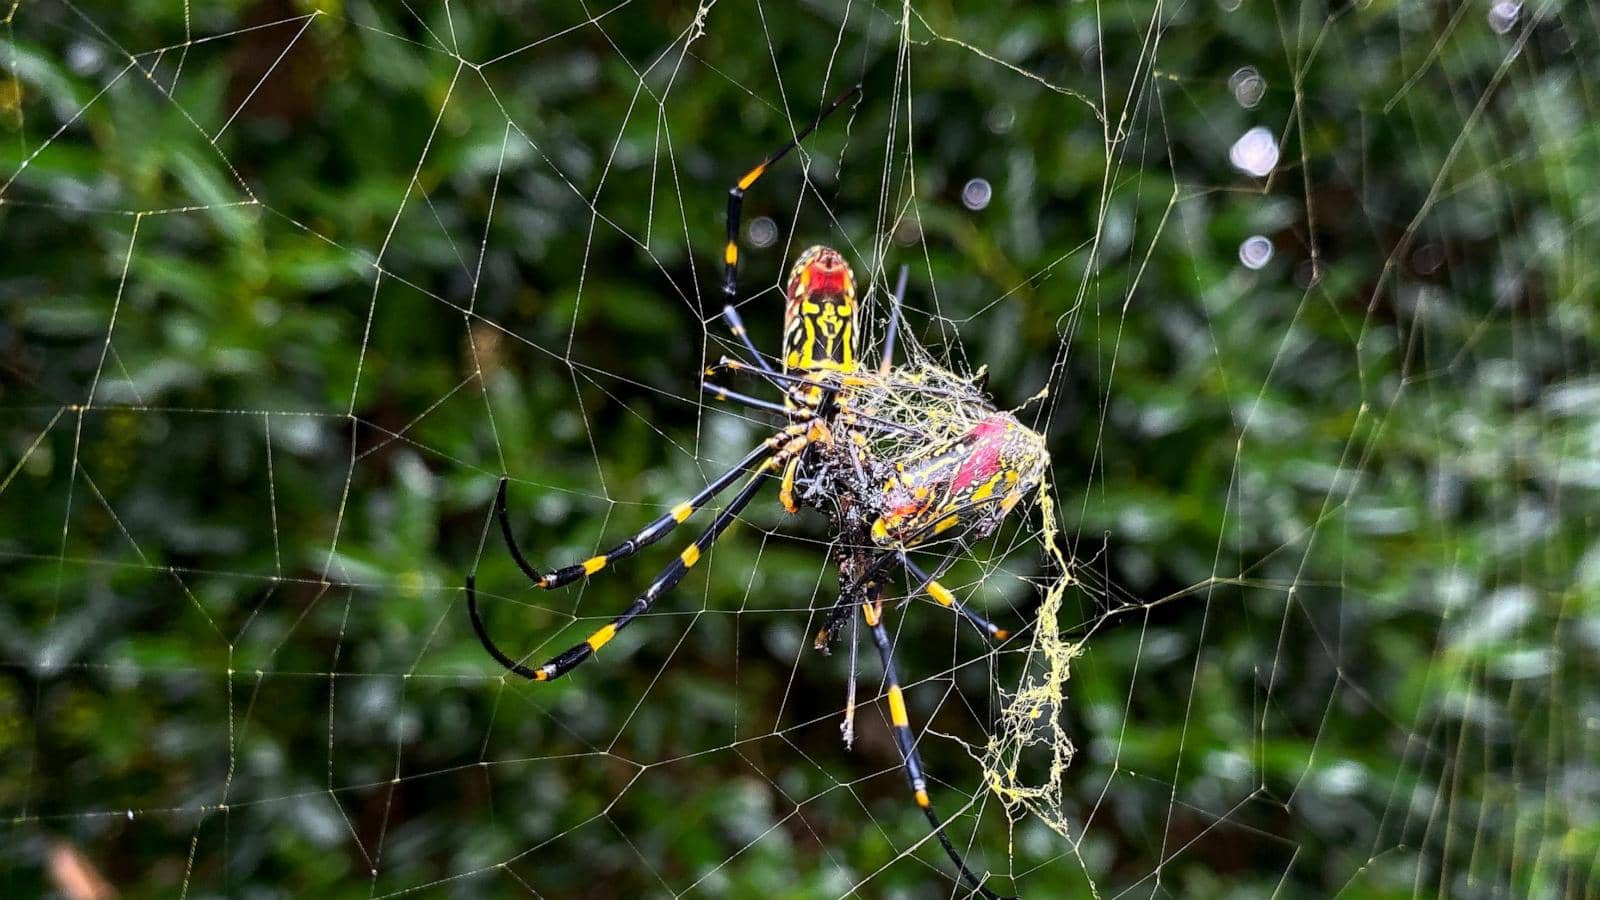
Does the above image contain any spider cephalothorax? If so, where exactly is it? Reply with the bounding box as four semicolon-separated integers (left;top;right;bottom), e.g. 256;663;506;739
465;86;1041;900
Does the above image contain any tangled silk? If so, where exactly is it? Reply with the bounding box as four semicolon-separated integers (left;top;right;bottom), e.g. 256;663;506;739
838;362;1081;841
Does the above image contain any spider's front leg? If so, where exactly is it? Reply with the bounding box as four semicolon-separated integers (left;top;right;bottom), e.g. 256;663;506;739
468;424;827;682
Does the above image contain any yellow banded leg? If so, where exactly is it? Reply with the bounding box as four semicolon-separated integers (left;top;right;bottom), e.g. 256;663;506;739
721;85;861;302
470;433;815;684
862;591;1009;899
902;555;1011;641
719;304;778;376
493;427;809;593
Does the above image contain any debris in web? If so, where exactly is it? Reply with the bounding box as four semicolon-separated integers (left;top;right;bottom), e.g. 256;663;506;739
982;487;1082;844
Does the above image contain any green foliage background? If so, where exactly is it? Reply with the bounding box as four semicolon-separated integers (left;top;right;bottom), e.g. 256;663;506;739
3;1;1597;897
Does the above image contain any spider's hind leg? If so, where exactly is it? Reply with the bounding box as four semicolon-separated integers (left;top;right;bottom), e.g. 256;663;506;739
469;465;772;682
901;554;1012;642
861;588;1013;900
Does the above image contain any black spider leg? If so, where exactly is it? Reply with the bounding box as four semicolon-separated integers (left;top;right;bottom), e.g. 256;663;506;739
700;381;790;418
719;303;779;376
717;86;862;388
706;359;927;439
712;355;982;406
861;583;1014;900
813;497;1015;649
878;264;909;375
468;430;817;683
484;427;802;597
722;83;862;311
899;553;1011;641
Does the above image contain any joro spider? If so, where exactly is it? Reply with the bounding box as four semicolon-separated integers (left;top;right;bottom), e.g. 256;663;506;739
466;85;1048;899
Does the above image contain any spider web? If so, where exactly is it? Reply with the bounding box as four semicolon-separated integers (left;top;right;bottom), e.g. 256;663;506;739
3;1;1598;897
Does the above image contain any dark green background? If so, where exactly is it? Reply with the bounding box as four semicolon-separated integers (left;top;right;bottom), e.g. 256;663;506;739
3;1;1596;897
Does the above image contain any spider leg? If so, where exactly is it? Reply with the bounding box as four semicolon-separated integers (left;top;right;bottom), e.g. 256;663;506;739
710;357;860;389
861;587;1013;900
815;548;902;650
723;84;862;304
707;360;924;439
492;426;804;591
900;554;1011;641
720;303;778;375
878;264;909;375
469;429;819;682
701;381;789;418
712;357;982;405
816;499;1015;648
702;384;882;453
778;455;804;513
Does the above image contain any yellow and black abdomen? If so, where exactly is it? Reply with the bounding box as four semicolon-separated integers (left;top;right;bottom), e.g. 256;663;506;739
782;245;858;374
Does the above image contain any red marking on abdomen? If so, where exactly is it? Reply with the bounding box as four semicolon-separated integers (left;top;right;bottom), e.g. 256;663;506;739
806;265;847;295
951;417;1008;491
